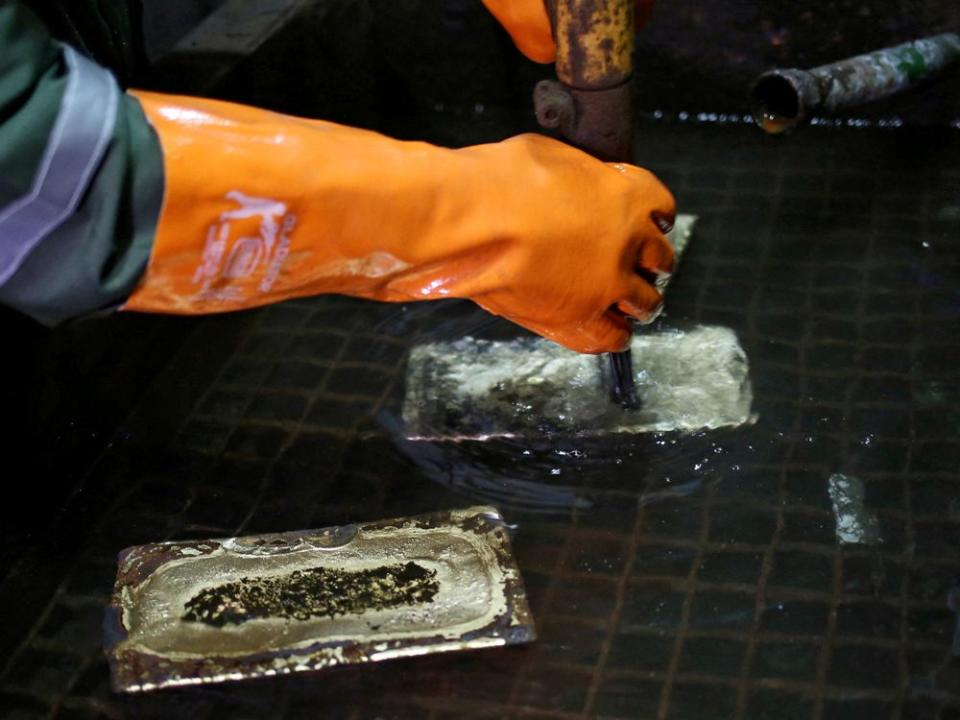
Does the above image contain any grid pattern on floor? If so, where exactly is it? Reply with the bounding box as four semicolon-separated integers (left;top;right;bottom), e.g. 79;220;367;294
1;122;959;720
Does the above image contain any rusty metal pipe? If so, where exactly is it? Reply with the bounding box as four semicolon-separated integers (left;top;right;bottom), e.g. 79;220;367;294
554;0;634;89
534;0;639;408
752;33;960;134
537;0;636;160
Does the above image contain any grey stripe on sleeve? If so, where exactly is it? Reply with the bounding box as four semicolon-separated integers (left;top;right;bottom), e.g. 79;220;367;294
0;44;119;286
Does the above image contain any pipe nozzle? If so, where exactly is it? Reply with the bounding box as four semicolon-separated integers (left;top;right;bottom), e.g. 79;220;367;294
750;68;821;135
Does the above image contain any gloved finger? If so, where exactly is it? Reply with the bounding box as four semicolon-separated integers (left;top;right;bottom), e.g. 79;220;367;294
608;162;677;222
583;311;634;353
652;211;674;234
481;0;556;63
474;297;631;354
616;277;664;324
636;232;676;278
549;311;633;354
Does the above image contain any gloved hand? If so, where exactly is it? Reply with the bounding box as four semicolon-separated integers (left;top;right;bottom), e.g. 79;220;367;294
482;0;656;63
123;92;675;353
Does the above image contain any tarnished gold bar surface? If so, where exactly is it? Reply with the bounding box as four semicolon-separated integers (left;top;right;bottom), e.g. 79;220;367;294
105;506;535;692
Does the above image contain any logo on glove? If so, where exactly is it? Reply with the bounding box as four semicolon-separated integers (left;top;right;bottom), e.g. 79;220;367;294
193;191;297;302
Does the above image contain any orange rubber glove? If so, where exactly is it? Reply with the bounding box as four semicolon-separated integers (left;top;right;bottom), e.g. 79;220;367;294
482;0;656;63
123;92;675;354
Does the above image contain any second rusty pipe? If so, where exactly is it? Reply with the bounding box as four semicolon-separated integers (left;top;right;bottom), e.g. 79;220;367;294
752;33;960;134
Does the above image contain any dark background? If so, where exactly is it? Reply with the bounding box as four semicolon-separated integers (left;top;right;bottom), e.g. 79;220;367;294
145;0;960;139
1;3;959;718
5;0;960;620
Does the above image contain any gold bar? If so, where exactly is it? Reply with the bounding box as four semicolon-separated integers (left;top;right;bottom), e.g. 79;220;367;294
106;506;535;692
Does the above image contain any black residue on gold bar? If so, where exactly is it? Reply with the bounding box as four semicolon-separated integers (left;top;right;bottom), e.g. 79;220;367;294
182;561;439;628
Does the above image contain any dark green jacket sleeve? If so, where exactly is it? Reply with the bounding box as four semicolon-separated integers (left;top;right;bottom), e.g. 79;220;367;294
0;1;163;325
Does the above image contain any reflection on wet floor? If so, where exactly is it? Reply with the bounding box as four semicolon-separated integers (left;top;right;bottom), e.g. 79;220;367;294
827;473;883;546
2;120;960;719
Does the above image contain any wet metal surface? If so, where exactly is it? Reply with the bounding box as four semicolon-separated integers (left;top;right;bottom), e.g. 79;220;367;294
106;507;533;692
403;325;754;441
2;121;960;719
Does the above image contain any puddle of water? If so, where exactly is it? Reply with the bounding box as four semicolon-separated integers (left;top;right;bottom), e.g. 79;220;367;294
827;473;882;546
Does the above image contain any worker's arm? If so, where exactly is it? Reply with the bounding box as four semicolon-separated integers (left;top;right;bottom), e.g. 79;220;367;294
1;1;674;354
124;90;674;354
0;2;163;325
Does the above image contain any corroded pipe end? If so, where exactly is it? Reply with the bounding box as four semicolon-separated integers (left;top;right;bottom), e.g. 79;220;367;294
750;68;822;134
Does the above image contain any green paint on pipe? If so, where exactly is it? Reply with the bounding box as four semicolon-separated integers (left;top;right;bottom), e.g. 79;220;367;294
894;45;930;82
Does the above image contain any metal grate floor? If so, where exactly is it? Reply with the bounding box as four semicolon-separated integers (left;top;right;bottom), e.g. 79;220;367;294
1;120;959;720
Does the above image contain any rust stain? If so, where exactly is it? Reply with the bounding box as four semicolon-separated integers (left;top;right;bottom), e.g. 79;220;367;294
555;0;633;89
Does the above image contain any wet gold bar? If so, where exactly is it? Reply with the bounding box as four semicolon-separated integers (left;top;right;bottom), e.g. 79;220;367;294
106;506;535;692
